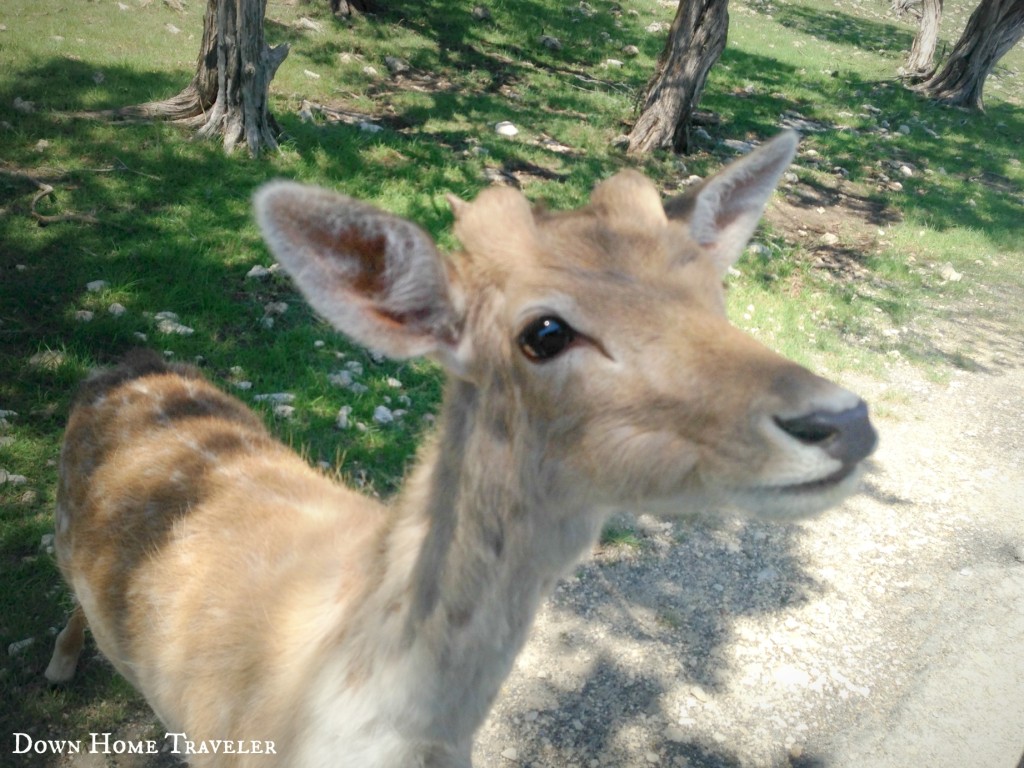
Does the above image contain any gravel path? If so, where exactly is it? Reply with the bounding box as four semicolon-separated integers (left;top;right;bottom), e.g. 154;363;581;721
474;308;1024;767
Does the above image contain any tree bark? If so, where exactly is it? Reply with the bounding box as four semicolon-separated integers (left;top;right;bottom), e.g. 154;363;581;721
905;0;943;78
108;0;288;155
626;0;729;155
914;0;1024;109
330;0;376;17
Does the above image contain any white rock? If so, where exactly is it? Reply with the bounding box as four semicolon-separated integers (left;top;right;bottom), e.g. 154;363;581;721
13;97;35;113
784;171;799;183
273;405;295;419
722;139;755;154
386;377;402;389
165;23;181;34
7;638;34;656
362;66;379;77
385;56;410;74
155;311;194;335
233;381;252;391
899;164;914;178
645;752;661;763
898;124;911;135
295;16;324;32
820;232;840;246
622;44;640;57
373;405;394;425
604;58;623;68
472;5;492;21
108;303;127;317
304;69;321;80
86;280;109;292
358;121;383;134
246;265;272;280
254;392;295;404
539;35;562;51
939;263;963;282
494;121;519;137
75;310;94;323
264;301;289;316
336;405;353;429
500;748;518;761
328;370;354;388
646;21;668;33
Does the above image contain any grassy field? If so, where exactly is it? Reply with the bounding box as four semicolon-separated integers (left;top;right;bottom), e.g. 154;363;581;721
1;0;1021;761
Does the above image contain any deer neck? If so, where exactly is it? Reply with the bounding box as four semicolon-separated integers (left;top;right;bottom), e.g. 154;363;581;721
393;377;606;737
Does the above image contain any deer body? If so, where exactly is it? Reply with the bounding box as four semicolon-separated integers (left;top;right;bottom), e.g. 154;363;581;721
47;132;876;767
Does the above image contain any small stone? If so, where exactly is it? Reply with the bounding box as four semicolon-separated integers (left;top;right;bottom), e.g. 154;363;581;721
329;370;354;388
386;377;402;389
539;35;562;51
233;381;252;391
622;44;640;57
86;279;109;292
898;124;911;135
75;310;94;323
362;66;379;77
165;23;181;34
819;232;840;246
304;69;321;80
783;171;799;183
273;405;295;419
385;56;410;74
358;121;383;134
645;752;661;764
373;405;394;425
500;747;518;761
40;533;54;551
155;311;194;335
264;301;289;316
7;638;33;656
295;16;323;32
246;265;272;280
34;139;50;152
899;165;914;178
664;726;687;742
722;139;755;154
253;393;295;404
13;97;35;114
939;262;963;282
314;340;325;349
472;5;492;21
690;684;708;702
108;303;127;317
646;21;668;33
604;58;623;68
494;121;519;137
336;405;353;430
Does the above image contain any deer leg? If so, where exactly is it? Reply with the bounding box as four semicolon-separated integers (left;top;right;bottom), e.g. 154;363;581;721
44;604;87;683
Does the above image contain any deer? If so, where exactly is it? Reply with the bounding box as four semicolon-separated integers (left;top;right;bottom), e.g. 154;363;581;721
45;130;876;767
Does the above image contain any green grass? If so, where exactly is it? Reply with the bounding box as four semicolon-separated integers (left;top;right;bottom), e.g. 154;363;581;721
1;0;1022;760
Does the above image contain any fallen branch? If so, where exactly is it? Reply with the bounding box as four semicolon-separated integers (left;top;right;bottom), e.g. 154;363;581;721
0;167;99;226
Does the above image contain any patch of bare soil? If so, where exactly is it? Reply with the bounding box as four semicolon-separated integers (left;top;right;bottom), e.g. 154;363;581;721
765;172;901;282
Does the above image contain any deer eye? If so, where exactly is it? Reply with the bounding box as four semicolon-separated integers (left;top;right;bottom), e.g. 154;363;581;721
517;315;578;362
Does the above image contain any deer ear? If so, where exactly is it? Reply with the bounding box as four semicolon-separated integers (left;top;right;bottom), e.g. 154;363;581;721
254;181;463;363
666;130;798;274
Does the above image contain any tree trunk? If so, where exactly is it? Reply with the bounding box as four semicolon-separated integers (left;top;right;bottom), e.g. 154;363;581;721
914;0;1024;109
112;0;288;155
330;0;376;17
626;0;729;155
905;0;943;78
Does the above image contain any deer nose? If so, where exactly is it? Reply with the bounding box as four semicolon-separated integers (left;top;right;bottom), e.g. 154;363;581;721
774;400;878;466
